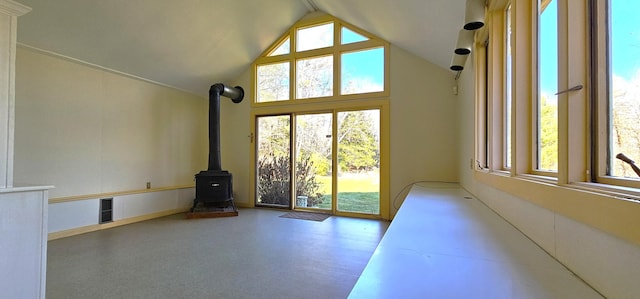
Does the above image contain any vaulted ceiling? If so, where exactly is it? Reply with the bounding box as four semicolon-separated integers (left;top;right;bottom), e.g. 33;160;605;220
16;0;466;97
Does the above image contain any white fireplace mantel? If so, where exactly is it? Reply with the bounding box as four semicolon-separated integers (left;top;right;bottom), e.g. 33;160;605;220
0;2;51;299
0;0;30;189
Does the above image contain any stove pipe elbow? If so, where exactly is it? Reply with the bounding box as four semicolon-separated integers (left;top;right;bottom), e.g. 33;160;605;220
210;83;244;103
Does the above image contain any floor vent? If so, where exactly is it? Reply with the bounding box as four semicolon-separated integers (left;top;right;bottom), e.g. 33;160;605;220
99;198;113;224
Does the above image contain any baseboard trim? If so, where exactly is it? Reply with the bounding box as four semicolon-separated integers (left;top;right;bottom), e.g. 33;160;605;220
48;208;189;240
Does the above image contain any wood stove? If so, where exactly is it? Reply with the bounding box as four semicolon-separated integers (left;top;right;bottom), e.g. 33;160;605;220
195;171;233;207
192;83;243;211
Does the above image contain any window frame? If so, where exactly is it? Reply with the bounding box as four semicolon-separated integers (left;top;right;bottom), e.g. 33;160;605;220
253;14;390;106
534;0;559;176
478;1;590;193
250;13;391;220
476;6;504;172
592;0;640;189
476;0;640;247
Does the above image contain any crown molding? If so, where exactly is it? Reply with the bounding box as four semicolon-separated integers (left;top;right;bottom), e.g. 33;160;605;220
0;0;31;17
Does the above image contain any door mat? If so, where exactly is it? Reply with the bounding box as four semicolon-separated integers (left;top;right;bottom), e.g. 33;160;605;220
279;211;331;222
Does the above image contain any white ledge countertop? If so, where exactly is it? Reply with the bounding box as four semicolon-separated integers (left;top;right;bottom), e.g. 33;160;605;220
0;185;54;194
349;183;602;299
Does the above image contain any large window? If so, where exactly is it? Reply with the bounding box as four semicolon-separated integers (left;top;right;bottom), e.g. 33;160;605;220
476;0;640;254
480;0;640;191
537;0;559;173
341;48;385;95
255;16;388;103
596;0;640;188
505;4;513;169
296;55;333;99
252;14;390;219
256;62;289;102
476;4;512;171
480;0;578;179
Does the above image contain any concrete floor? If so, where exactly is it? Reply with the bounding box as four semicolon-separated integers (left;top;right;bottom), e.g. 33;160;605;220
46;208;389;299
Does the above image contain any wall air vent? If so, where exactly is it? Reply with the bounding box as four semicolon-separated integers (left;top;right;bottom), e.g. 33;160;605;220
99;198;113;224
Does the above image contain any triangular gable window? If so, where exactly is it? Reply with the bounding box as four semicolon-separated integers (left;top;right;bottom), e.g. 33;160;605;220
254;13;388;103
341;26;368;44
268;37;290;56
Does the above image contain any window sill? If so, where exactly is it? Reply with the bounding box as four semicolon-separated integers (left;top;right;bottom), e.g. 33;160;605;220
474;170;558;185
517;173;558;185
570;182;640;202
473;170;640;247
475;167;509;176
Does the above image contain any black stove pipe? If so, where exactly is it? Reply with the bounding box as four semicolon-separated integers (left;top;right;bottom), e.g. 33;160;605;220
208;83;244;171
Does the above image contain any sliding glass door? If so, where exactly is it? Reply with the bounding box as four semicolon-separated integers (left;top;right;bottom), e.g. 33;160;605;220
255;109;380;217
256;115;291;208
295;113;333;210
336;109;380;215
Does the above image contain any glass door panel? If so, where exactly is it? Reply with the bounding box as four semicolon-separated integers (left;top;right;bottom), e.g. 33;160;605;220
336;109;380;215
295;113;333;209
256;115;291;207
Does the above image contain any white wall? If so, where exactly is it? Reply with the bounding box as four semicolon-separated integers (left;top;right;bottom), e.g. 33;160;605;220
14;46;208;197
457;52;640;298
222;45;460;215
389;46;459;216
14;46;207;234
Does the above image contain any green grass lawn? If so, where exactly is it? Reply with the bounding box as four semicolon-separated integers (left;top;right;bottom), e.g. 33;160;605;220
312;173;379;214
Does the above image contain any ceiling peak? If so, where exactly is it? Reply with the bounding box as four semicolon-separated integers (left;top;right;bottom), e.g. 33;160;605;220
302;0;319;12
